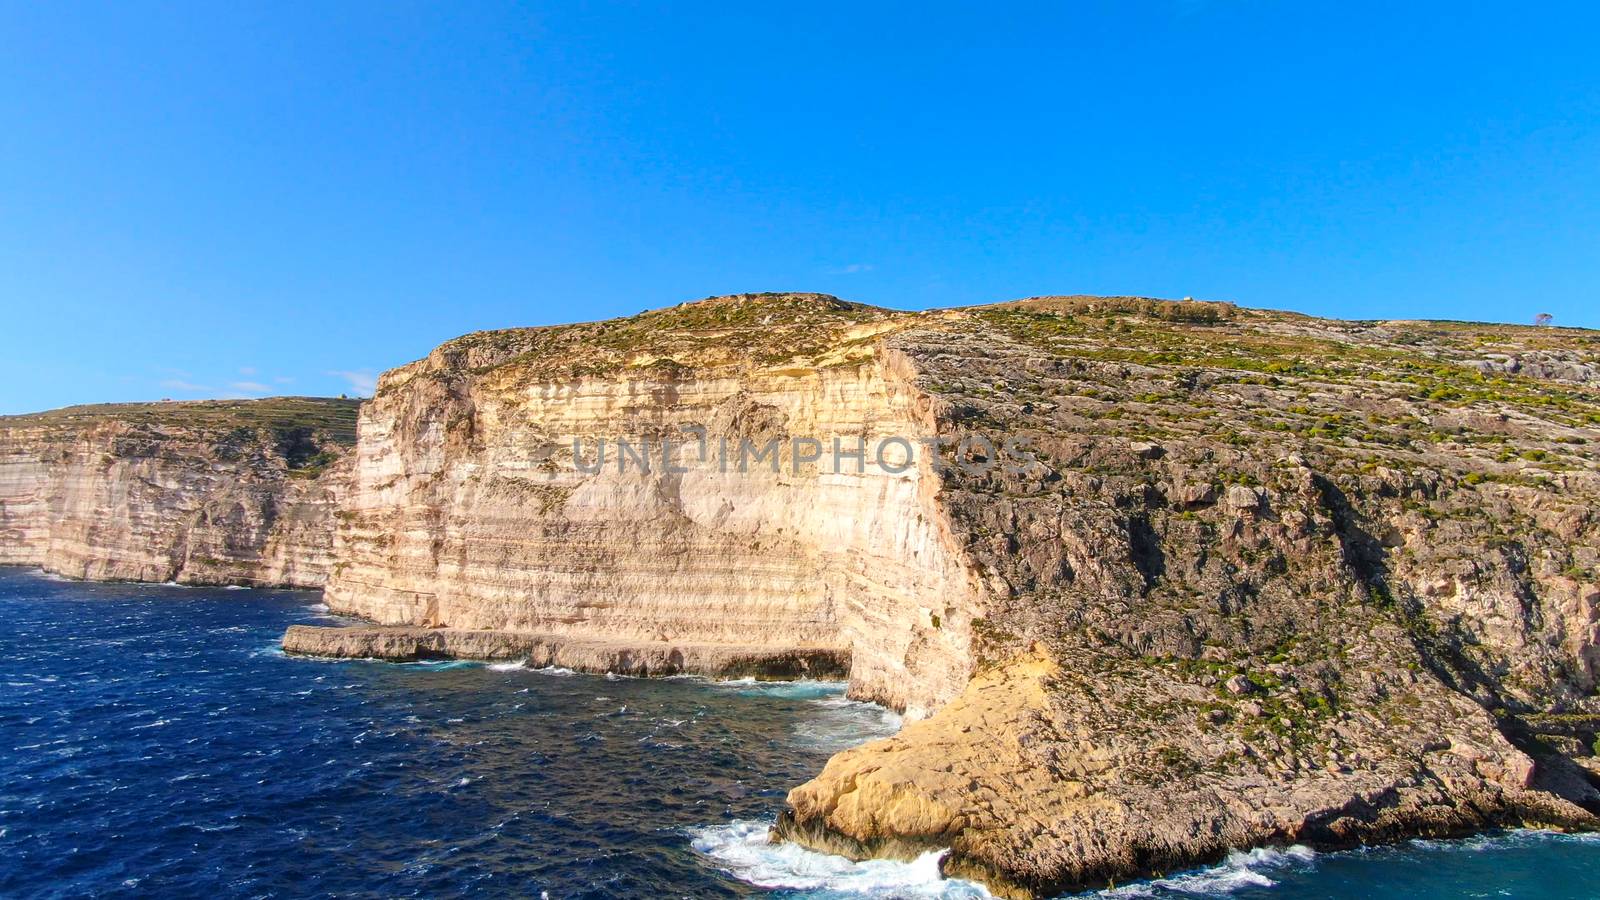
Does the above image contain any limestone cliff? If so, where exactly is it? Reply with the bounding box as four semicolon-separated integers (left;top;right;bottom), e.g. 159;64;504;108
321;294;976;715
0;398;358;587
306;293;1600;895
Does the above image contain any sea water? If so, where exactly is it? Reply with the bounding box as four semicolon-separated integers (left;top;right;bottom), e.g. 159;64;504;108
1;568;1596;898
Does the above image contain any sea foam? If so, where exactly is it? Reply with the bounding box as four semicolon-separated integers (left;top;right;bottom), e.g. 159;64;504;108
690;820;992;898
1102;844;1317;897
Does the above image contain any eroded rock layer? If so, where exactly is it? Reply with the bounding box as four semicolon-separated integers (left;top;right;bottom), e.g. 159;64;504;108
282;623;849;679
323;295;980;717
0;398;358;587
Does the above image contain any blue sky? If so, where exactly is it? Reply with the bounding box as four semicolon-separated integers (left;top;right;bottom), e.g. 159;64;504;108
2;2;1597;413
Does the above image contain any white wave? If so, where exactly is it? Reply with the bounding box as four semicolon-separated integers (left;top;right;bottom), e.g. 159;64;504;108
534;665;576;677
399;659;482;671
1102;845;1316;897
223;584;250;591
810;695;904;731
709;678;849;701
691;820;992;898
1404;828;1600;854
487;660;527;671
781;694;904;752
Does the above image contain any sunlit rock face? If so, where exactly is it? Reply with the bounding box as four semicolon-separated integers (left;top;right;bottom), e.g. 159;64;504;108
325;295;984;717
0;399;357;588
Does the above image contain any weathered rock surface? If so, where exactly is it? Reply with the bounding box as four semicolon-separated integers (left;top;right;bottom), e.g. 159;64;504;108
0;398;358;587
774;296;1600;895
322;295;978;717
282;623;850;679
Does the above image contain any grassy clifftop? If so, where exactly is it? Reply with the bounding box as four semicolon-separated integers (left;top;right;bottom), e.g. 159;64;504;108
409;292;900;384
0;397;364;446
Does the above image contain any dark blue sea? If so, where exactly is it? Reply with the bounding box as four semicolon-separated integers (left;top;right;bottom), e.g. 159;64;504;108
1;568;1597;899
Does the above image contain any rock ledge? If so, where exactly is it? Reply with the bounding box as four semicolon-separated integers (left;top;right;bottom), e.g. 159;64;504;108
281;624;851;680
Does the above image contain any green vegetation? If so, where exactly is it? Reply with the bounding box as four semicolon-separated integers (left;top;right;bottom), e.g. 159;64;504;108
439;292;898;381
0;397;363;445
966;305;1599;426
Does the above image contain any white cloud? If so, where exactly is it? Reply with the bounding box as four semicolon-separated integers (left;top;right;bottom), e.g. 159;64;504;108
829;263;875;275
328;370;378;396
274;376;295;384
229;381;272;394
238;366;258;376
159;379;213;393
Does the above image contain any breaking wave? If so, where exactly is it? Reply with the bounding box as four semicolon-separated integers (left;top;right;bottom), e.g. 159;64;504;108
690;820;992;898
708;677;849;701
1100;845;1316;896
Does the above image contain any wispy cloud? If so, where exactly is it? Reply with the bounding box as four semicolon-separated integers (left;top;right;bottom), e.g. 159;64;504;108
159;378;213;393
828;263;875;275
327;370;378;396
158;368;366;400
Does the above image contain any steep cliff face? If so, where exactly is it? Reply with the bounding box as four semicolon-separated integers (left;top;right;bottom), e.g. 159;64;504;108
778;298;1600;896
0;398;358;588
323;295;980;715
310;292;1600;895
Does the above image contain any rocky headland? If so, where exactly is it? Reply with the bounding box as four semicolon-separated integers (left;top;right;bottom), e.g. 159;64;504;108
5;293;1600;896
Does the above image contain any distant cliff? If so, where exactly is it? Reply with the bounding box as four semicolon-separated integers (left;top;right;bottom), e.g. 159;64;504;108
0;397;358;587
